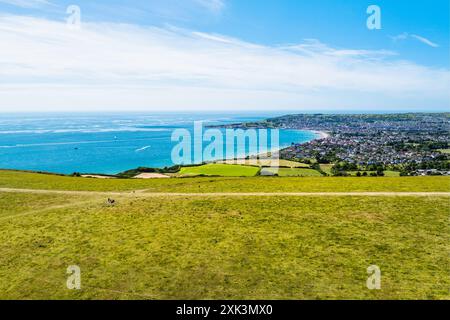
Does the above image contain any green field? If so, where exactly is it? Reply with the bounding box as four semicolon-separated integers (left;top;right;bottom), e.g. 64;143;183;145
320;164;334;175
217;159;310;168
1;170;448;193
382;171;401;177
0;170;449;300
179;164;260;177
261;168;323;177
346;171;401;177
319;165;401;177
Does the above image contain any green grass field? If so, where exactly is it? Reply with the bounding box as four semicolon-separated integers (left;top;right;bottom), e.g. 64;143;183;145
217;159;310;168
382;171;401;177
179;164;260;177
1;170;448;192
261;168;323;177
320;164;334;175
319;165;401;177
0;170;449;300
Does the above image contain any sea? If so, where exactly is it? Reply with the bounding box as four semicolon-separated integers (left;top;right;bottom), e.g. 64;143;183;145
0;113;318;175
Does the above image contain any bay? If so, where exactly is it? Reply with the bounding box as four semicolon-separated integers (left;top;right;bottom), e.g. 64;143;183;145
0;113;318;174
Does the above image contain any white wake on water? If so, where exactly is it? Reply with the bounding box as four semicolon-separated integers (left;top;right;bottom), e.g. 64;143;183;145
135;146;151;152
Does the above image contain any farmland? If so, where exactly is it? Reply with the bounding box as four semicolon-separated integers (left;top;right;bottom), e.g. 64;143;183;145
261;168;322;177
179;164;260;177
217;159;310;168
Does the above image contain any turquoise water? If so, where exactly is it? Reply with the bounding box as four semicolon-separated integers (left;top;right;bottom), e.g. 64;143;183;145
0;113;317;174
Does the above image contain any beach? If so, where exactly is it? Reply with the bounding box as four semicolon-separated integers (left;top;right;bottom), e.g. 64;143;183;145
312;130;331;140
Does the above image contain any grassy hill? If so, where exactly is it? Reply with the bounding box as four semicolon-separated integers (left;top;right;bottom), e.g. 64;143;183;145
0;170;448;192
0;170;449;299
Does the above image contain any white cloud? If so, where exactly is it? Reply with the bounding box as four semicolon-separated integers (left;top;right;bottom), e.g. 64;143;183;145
0;0;50;8
410;34;439;48
390;32;408;42
391;32;439;48
0;15;448;112
281;39;397;60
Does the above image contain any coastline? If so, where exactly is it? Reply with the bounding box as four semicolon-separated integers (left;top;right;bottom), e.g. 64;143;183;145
217;129;326;164
1;122;325;175
312;130;331;140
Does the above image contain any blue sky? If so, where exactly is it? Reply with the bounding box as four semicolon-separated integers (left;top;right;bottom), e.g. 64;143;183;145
0;0;449;112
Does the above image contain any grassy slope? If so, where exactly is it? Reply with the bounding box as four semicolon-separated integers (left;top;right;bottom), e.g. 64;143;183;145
0;170;449;192
262;168;323;177
0;194;448;299
0;192;92;219
1;170;449;299
179;164;260;177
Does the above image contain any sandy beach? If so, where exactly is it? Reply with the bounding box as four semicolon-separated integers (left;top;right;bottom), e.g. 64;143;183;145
214;129;329;165
312;130;331;140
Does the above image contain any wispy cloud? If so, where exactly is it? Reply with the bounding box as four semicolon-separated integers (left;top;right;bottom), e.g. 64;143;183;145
410;34;439;48
281;39;397;60
0;0;50;8
0;15;448;112
390;32;409;42
391;32;439;48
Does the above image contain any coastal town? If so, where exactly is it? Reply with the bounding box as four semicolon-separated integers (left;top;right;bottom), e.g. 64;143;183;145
218;113;450;176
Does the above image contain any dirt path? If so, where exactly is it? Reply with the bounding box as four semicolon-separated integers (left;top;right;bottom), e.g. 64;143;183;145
1;188;449;197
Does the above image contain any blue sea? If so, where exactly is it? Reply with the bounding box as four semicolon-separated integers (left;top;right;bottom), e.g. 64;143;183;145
0;113;317;175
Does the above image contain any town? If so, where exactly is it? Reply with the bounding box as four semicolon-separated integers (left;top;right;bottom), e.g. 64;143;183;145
218;113;450;176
